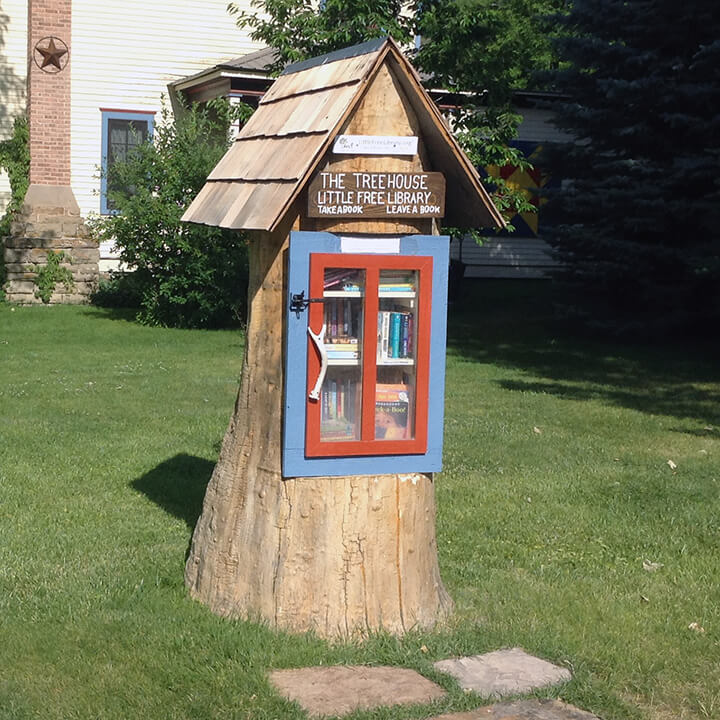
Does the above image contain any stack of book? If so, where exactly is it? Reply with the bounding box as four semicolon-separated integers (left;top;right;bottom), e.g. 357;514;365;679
325;337;359;360
324;268;361;292
379;273;415;294
320;377;360;440
377;310;414;361
324;297;360;343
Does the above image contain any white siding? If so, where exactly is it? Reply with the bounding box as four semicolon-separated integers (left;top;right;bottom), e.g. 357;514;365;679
517;107;573;145
0;0;28;215
451;236;556;279
70;0;262;225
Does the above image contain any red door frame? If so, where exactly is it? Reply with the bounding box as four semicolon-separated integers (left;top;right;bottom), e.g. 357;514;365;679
305;253;433;458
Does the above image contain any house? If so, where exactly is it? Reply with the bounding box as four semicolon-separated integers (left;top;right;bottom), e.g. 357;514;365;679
1;0;262;302
1;1;567;303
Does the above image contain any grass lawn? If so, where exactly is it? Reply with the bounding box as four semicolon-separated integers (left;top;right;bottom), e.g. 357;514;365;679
1;283;718;720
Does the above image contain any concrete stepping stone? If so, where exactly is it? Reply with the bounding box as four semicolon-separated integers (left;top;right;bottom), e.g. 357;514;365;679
428;698;600;720
269;665;446;717
434;648;572;698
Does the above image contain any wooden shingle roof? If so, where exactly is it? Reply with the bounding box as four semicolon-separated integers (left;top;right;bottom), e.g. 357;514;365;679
182;37;505;232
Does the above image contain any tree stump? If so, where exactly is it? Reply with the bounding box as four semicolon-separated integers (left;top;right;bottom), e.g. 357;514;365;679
184;223;453;638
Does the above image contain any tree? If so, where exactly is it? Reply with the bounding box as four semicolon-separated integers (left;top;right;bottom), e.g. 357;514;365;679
91;99;252;328
228;0;415;74
543;0;720;335
414;0;567;229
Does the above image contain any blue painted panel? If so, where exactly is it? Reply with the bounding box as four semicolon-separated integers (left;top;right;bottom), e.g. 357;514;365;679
282;231;449;478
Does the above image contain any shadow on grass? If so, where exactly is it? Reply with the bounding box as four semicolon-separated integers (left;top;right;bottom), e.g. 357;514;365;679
132;453;213;529
80;306;140;323
448;279;720;426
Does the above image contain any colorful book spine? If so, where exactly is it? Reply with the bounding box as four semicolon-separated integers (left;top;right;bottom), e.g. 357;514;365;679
390;312;402;358
401;313;410;357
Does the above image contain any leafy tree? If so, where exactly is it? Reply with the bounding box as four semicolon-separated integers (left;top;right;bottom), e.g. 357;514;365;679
92;99;253;328
543;0;720;335
229;0;565;231
414;0;567;231
228;0;415;74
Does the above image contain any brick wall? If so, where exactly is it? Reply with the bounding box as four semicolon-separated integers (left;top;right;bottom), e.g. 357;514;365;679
27;0;72;186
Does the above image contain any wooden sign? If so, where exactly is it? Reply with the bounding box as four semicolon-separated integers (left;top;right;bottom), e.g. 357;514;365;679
333;135;419;155
308;171;445;218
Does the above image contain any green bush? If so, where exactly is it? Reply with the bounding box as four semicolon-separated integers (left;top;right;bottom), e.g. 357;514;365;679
91;99;252;328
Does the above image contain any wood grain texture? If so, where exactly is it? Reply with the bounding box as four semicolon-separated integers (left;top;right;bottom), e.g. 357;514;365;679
184;215;452;637
305;62;434;236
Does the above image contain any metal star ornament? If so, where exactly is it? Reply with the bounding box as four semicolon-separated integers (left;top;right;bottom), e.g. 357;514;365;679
33;36;69;73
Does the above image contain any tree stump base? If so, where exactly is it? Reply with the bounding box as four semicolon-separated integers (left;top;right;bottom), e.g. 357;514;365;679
186;462;452;637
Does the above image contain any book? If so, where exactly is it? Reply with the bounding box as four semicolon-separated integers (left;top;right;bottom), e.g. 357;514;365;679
375;383;412;440
390;312;402;358
326;350;359;359
401;313;410;357
377;311;391;360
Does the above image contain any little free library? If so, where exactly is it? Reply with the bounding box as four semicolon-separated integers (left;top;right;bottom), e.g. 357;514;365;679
181;37;504;638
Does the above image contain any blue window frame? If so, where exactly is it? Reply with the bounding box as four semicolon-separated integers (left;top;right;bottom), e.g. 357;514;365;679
283;231;450;478
100;110;155;214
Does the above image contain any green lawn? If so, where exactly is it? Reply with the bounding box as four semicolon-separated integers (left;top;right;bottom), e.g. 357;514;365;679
1;285;718;720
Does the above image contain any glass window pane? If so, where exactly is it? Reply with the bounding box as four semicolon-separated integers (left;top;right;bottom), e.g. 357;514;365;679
319;268;364;442
375;269;418;440
106;118;149;210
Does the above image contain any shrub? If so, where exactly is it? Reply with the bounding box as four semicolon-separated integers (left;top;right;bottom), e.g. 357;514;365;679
90;272;145;309
91;99;252;328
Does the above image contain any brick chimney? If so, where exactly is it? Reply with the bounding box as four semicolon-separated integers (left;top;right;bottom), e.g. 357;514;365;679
28;0;73;188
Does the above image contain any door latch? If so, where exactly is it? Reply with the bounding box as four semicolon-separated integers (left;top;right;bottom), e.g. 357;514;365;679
289;290;328;318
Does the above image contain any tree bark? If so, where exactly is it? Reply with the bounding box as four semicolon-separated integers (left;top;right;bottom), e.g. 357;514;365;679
184;216;453;638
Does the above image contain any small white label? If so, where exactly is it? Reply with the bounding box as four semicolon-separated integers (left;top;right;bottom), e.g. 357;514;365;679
340;236;401;254
333;135;418;156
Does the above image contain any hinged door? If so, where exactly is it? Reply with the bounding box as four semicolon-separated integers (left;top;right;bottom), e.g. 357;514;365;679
283;232;449;478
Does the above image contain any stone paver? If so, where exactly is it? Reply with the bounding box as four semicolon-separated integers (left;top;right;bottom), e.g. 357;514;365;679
269;665;446;717
427;698;600;720
434;648;572;698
